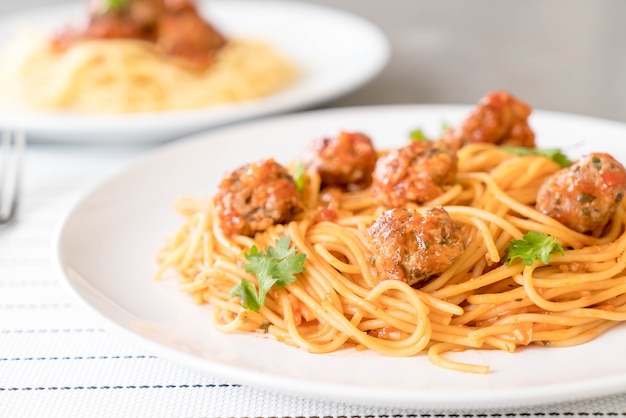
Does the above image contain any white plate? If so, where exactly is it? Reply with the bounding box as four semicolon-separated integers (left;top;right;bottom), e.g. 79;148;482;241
54;105;626;410
0;0;388;143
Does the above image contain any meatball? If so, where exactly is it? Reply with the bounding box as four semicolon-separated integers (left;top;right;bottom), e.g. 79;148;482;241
214;159;303;237
52;0;226;70
367;207;465;285
535;153;626;233
78;13;147;40
302;131;377;191
371;140;458;207
156;4;227;70
442;91;535;149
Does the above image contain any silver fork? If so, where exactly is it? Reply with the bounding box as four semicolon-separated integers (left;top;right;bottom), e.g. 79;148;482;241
0;131;26;225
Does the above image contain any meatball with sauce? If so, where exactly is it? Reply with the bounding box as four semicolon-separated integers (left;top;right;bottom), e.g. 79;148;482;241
302;131;377;191
536;153;626;234
52;0;227;70
368;207;465;286
371;140;458;207
155;2;227;70
214;159;303;237
442;91;535;149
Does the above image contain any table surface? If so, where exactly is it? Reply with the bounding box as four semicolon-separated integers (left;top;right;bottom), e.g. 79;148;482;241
2;1;626;417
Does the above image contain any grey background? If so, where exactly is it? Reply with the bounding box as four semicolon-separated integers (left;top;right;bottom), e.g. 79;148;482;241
2;0;625;123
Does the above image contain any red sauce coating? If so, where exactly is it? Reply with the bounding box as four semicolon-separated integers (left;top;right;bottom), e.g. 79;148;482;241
442;91;535;149
367;207;465;285
52;0;226;70
371;140;458;207
536;153;626;233
302;131;378;191
214;158;303;237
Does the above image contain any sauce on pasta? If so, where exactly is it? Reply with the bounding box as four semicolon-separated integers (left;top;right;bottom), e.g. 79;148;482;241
156;91;626;374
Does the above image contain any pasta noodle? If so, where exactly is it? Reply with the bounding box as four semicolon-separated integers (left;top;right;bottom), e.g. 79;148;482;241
0;31;297;113
155;142;626;374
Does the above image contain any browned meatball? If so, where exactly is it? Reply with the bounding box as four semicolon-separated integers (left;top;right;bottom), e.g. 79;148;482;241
442;91;535;149
536;153;626;233
371;140;458;207
53;0;162;48
302;131;377;191
52;0;226;70
81;14;147;39
156;4;227;70
367;207;465;285
214;159;303;237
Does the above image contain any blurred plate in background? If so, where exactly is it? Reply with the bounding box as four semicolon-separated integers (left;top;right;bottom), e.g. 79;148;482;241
0;0;389;143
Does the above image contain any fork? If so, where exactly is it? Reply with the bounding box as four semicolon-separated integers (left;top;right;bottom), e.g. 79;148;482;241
0;131;26;225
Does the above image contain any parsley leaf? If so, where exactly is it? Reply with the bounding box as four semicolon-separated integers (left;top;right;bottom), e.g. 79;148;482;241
98;0;130;13
501;146;572;168
504;230;565;266
230;235;306;311
409;122;451;142
231;278;262;312
409;128;429;141
293;163;306;193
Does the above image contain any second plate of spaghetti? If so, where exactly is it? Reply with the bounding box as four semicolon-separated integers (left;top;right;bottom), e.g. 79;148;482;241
55;101;626;409
0;0;388;142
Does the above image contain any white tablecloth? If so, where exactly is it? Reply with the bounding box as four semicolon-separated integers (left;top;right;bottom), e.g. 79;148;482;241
2;142;626;417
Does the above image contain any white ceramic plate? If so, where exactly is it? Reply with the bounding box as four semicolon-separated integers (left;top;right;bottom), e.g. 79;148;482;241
54;105;626;410
0;0;388;143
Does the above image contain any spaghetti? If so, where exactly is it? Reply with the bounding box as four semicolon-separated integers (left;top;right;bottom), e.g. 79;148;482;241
0;33;297;113
155;140;626;374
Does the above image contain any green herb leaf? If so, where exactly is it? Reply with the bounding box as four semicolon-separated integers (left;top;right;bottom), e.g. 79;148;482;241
230;235;306;311
577;193;596;203
504;230;565;266
409;121;452;141
293;163;306;193
230;278;261;312
100;0;130;13
409;128;429;141
501;146;572;168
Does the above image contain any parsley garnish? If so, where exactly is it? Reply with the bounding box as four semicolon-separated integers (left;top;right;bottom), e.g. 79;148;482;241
230;235;306;311
100;0;130;13
293;163;306;194
409;128;429;141
408;122;451;142
504;230;565;266
501;146;572;168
